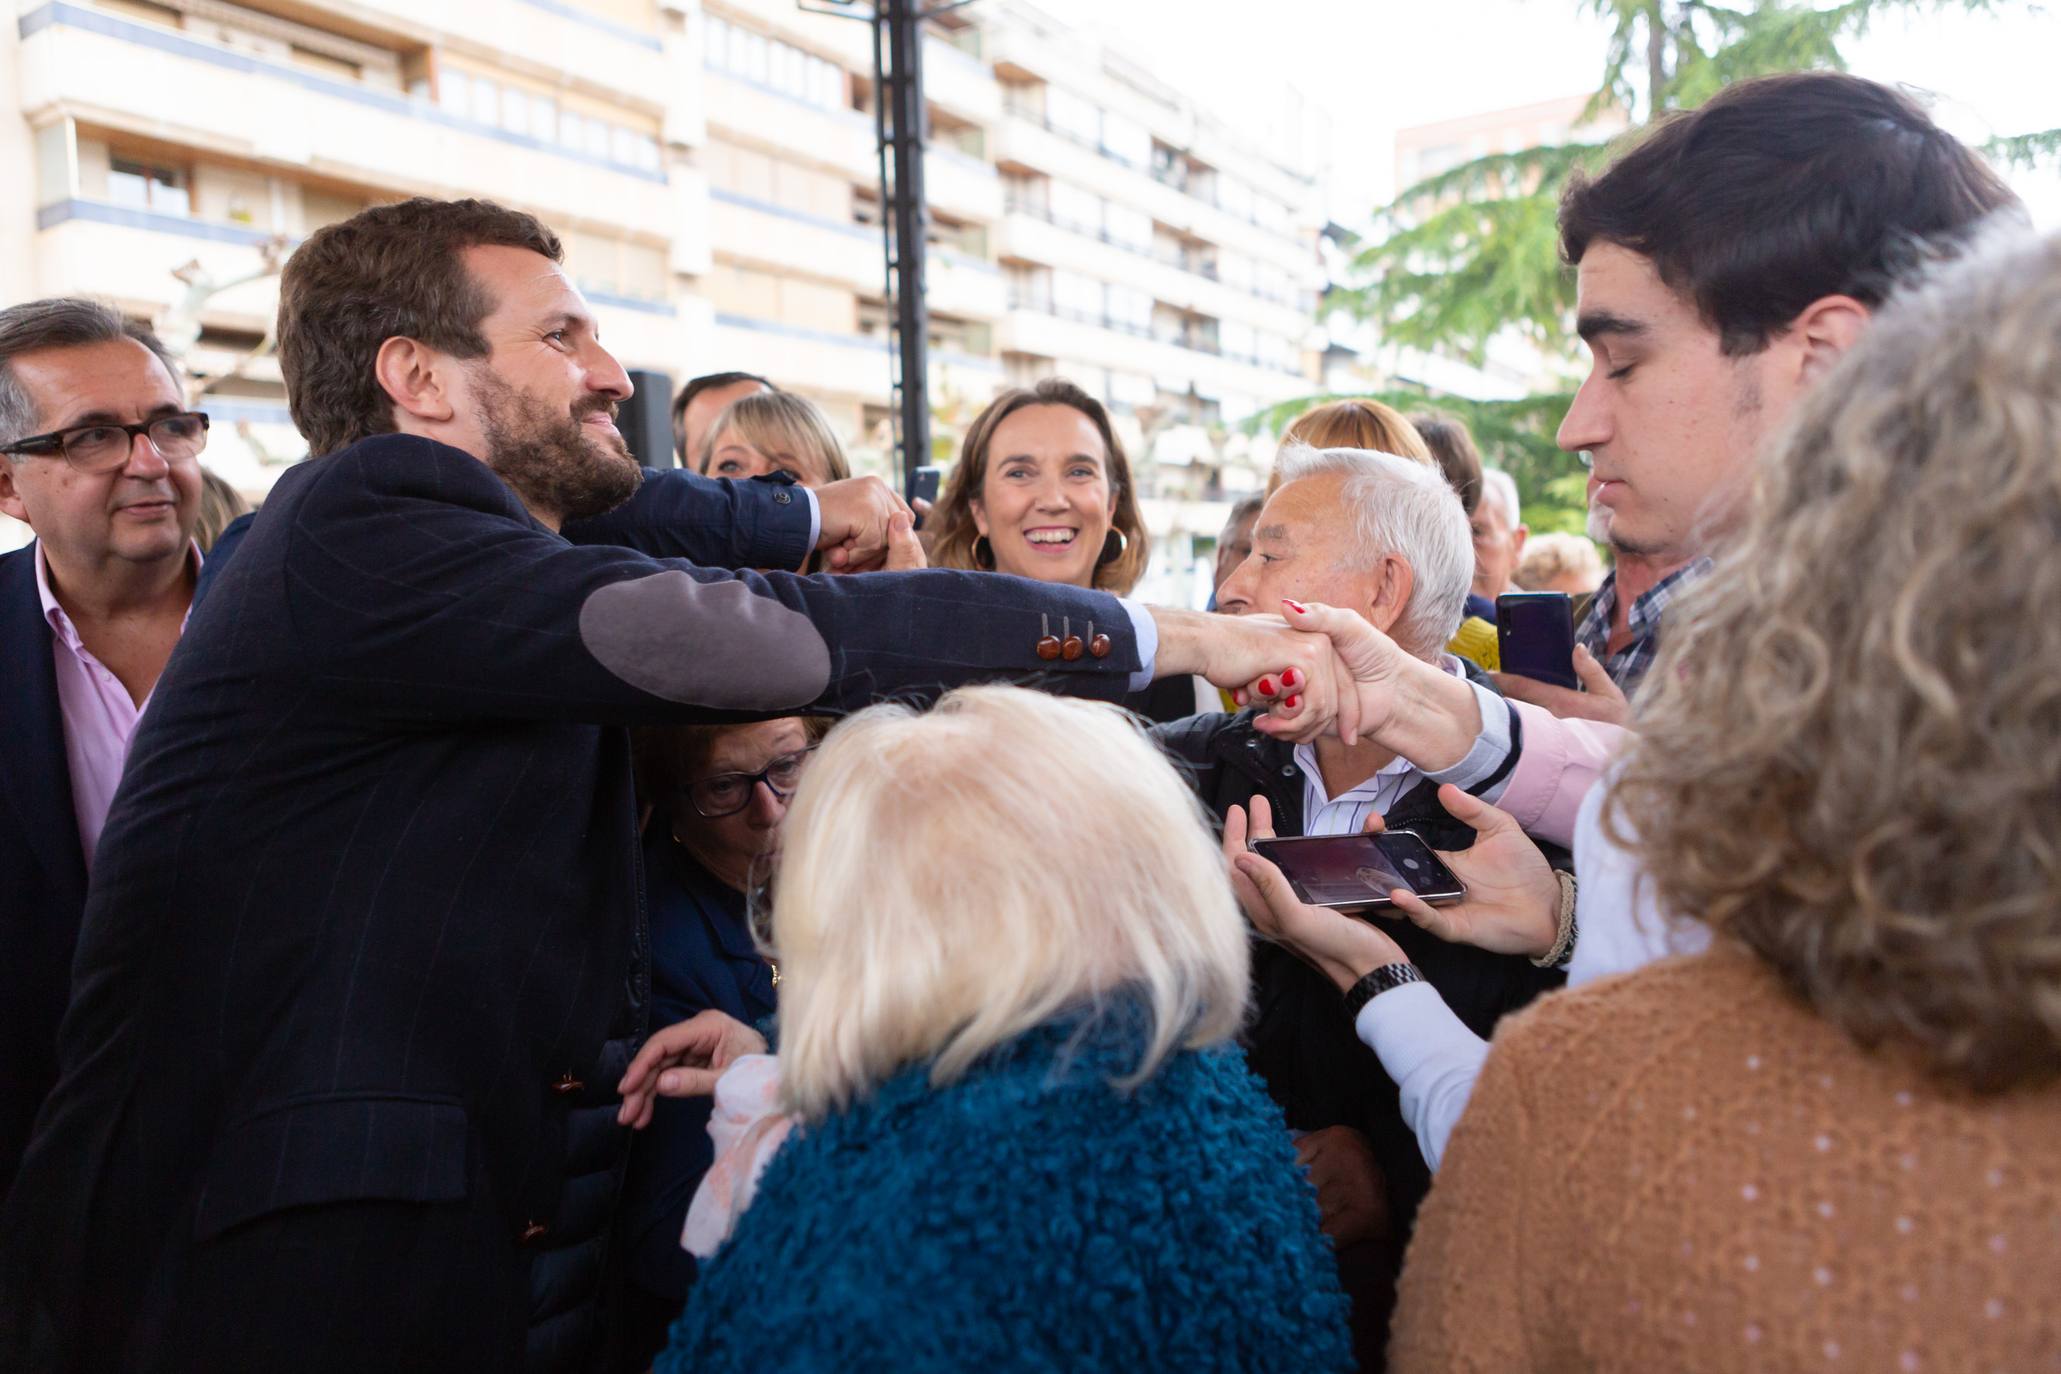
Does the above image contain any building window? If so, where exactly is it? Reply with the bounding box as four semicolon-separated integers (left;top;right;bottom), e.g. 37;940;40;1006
705;16;844;112
440;66;659;169
1099;112;1150;169
108;159;189;216
1051;270;1104;324
1043;85;1100;147
1106;285;1153;336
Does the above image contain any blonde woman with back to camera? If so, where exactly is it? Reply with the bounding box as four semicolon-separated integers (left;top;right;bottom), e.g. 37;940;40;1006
627;686;1352;1372
1383;227;2061;1371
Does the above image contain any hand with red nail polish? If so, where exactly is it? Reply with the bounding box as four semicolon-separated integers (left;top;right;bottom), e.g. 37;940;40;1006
1142;604;1336;742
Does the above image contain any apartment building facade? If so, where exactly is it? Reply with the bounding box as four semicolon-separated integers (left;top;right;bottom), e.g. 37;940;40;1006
2;0;1328;595
2;0;705;529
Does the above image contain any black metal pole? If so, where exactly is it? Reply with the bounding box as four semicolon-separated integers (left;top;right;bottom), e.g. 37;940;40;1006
881;0;931;498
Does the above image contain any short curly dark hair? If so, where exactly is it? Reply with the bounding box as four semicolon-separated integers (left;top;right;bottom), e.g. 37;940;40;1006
276;198;561;457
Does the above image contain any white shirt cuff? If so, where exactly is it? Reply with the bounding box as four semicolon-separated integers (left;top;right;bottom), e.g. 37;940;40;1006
1117;598;1158;692
798;486;822;568
1423;679;1514;800
1354;980;1490;1172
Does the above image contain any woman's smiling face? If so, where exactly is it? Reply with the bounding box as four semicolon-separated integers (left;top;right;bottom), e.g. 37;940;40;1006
971;403;1116;589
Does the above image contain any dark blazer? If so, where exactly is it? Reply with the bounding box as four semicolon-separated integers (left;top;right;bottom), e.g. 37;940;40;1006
0;436;1145;1374
196;510;255;587
0;546;88;1203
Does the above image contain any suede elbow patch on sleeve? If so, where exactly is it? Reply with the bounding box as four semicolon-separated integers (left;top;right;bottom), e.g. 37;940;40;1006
578;571;833;709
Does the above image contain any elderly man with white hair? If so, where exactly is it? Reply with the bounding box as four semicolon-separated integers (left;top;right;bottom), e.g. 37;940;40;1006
1153;444;1565;1369
1469;467;1527;605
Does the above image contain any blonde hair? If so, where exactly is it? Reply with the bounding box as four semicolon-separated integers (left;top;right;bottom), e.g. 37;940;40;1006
927;379;1150;594
1271;399;1433;494
1611;225;2061;1092
770;685;1250;1119
1513;531;1605;592
696;390;852;486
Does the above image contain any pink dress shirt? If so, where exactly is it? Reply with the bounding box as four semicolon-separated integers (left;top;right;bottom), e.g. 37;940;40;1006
1490;701;1629;848
34;543;198;869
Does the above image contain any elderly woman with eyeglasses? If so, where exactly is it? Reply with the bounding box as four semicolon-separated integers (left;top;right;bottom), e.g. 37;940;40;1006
615;716;819;1365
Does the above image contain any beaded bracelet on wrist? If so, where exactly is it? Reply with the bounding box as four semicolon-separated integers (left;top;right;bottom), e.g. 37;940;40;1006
1531;869;1579;970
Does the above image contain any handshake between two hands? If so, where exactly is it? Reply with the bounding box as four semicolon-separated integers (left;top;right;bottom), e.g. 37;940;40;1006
808;477;1440;754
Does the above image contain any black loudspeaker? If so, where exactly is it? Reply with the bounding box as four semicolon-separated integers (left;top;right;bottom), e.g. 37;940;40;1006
621;369;677;468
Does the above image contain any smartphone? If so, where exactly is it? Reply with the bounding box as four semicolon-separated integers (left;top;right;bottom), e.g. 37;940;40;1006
909;465;942;512
1497;591;1579;690
1247;830;1466;913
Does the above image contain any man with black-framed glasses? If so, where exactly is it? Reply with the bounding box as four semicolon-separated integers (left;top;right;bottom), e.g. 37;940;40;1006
0;296;203;1198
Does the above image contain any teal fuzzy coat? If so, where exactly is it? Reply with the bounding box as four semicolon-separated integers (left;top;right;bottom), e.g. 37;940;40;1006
658;1013;1352;1373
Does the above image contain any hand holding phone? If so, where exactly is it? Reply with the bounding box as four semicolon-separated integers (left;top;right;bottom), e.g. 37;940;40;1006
1224;800;1412;992
1496;591;1579;691
1246;830;1466;914
908;465;942;525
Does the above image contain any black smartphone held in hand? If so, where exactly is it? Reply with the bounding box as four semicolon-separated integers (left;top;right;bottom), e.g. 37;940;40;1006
909;465;942;512
1247;830;1466;913
1497;591;1580;690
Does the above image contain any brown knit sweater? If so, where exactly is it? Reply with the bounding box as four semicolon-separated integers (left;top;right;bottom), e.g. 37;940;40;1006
1390;946;2061;1373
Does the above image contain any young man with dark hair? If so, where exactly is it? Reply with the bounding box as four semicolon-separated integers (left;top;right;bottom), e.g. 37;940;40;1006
670;369;773;468
0;197;1358;1373
0;300;199;1201
1497;70;2017;718
1226;72;2022;1188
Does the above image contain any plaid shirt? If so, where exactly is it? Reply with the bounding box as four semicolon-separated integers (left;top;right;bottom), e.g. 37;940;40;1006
1575;558;1712;697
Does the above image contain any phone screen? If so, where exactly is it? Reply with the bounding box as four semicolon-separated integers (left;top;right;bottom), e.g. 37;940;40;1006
1248;830;1466;911
1497;591;1579;690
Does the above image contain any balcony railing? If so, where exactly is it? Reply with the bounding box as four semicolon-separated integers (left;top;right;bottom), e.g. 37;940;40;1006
1001;98;1147;171
1004;196;1239;289
1003;291;1151;338
1159;331;1221;357
1004;291;1299;373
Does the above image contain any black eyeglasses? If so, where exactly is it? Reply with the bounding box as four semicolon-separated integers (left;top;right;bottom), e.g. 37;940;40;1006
680;746;816;819
1;412;210;474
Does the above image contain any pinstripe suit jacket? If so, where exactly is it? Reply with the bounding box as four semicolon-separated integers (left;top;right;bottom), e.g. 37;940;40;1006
0;434;1144;1371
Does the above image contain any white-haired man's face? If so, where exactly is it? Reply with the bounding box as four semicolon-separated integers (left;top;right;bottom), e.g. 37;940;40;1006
1469;496;1527;601
1216;473;1417;653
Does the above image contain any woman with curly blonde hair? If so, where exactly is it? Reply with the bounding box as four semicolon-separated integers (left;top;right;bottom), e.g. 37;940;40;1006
1382;226;2061;1371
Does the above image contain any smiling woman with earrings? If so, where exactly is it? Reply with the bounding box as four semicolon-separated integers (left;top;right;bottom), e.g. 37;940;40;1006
926;377;1201;722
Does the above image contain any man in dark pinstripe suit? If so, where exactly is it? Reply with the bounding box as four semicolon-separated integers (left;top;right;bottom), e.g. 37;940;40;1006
0;199;1345;1372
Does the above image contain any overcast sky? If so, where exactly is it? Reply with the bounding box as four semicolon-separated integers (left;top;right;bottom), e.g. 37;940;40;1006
1036;0;2061;226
